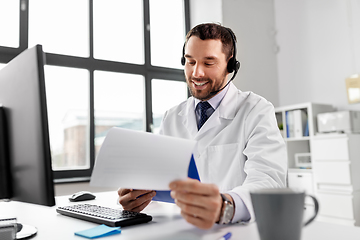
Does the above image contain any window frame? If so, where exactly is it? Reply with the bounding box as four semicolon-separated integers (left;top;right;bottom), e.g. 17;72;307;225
0;0;190;182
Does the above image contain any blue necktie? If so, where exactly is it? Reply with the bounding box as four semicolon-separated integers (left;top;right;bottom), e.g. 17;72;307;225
198;101;212;130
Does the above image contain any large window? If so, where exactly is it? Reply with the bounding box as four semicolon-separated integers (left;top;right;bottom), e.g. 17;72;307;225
29;0;90;57
0;0;190;181
94;71;146;158
93;0;144;64
151;79;188;133
0;1;19;48
149;0;186;69
45;66;90;170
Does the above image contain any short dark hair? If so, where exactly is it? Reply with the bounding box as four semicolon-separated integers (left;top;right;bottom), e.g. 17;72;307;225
185;23;236;61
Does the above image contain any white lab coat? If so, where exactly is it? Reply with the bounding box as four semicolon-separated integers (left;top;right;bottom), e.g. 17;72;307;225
159;83;287;221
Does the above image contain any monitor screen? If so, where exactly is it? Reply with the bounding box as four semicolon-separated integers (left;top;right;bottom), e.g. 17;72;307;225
0;45;55;206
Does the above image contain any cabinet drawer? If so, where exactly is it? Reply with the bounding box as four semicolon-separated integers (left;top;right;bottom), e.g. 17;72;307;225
312;137;349;160
313;161;351;184
288;172;314;195
317;192;354;219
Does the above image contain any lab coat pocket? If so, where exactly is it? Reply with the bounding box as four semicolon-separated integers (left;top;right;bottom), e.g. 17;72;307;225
207;143;243;192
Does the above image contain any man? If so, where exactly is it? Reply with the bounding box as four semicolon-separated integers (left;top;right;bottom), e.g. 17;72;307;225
118;23;287;230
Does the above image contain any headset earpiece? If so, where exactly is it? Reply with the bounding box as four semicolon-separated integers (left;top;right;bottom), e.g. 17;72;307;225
181;43;186;66
226;28;240;74
227;57;240;74
227;57;235;73
235;60;240;72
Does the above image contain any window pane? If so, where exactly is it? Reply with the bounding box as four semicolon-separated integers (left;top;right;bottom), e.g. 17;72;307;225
45;66;90;170
152;79;188;133
0;0;19;47
150;0;185;69
93;0;144;64
29;0;89;57
94;71;145;157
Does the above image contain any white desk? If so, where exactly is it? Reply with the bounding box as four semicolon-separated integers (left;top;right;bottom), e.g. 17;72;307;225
1;191;360;240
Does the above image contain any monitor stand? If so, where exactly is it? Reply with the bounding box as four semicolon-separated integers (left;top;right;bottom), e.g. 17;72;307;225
0;106;12;199
16;223;37;239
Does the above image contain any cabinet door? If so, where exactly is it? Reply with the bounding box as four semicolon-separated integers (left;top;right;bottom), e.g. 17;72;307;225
312;137;349;160
317;192;354;219
313;161;352;184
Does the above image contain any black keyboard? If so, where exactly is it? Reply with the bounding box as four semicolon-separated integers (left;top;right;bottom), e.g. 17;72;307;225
56;204;152;227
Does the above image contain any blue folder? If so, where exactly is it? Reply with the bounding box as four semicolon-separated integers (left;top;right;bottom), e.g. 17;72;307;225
152;154;200;203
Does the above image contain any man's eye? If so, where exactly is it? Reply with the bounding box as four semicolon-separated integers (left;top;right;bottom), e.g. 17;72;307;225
188;61;196;65
205;62;215;66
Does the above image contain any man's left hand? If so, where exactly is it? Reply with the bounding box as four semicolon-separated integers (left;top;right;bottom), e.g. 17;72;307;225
169;178;223;229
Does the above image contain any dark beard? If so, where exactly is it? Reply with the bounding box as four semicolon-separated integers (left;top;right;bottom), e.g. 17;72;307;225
186;71;228;101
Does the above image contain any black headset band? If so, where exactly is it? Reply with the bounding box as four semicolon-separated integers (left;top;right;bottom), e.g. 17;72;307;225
226;27;237;62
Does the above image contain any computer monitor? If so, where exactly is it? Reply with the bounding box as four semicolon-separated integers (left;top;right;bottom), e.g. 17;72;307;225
0;45;55;206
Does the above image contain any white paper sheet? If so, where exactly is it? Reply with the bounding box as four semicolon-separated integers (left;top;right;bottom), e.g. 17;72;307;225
90;127;197;190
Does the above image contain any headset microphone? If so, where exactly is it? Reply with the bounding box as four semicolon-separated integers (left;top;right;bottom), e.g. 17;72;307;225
209;66;239;95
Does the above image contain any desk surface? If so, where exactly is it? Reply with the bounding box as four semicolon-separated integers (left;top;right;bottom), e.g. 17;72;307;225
1;191;360;240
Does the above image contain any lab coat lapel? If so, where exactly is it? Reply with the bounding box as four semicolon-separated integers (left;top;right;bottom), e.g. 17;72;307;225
218;83;238;120
179;97;198;139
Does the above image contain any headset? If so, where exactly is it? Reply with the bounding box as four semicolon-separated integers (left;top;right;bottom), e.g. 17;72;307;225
181;27;240;95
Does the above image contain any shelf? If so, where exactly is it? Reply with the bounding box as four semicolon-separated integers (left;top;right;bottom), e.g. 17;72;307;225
275;102;313;112
285;136;310;142
288;168;312;173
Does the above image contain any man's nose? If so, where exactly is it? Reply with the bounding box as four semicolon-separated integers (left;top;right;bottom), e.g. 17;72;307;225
192;64;205;78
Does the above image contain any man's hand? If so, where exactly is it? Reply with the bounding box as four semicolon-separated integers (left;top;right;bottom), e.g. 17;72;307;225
169;178;225;230
117;188;156;212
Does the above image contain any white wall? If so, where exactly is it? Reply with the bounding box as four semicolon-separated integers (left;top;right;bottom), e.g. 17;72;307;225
222;0;279;106
274;0;360;110
189;0;222;27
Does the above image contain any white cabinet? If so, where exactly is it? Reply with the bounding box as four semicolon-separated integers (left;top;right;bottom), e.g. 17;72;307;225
287;170;314;195
275;102;334;194
311;134;360;226
276;103;360;226
287;169;315;205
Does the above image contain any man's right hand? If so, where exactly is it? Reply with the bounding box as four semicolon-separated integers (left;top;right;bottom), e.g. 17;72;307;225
117;188;156;212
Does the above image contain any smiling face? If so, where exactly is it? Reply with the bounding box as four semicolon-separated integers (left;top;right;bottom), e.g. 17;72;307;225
184;36;230;101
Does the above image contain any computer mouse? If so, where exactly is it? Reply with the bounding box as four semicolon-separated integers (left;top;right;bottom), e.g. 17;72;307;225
69;191;96;202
